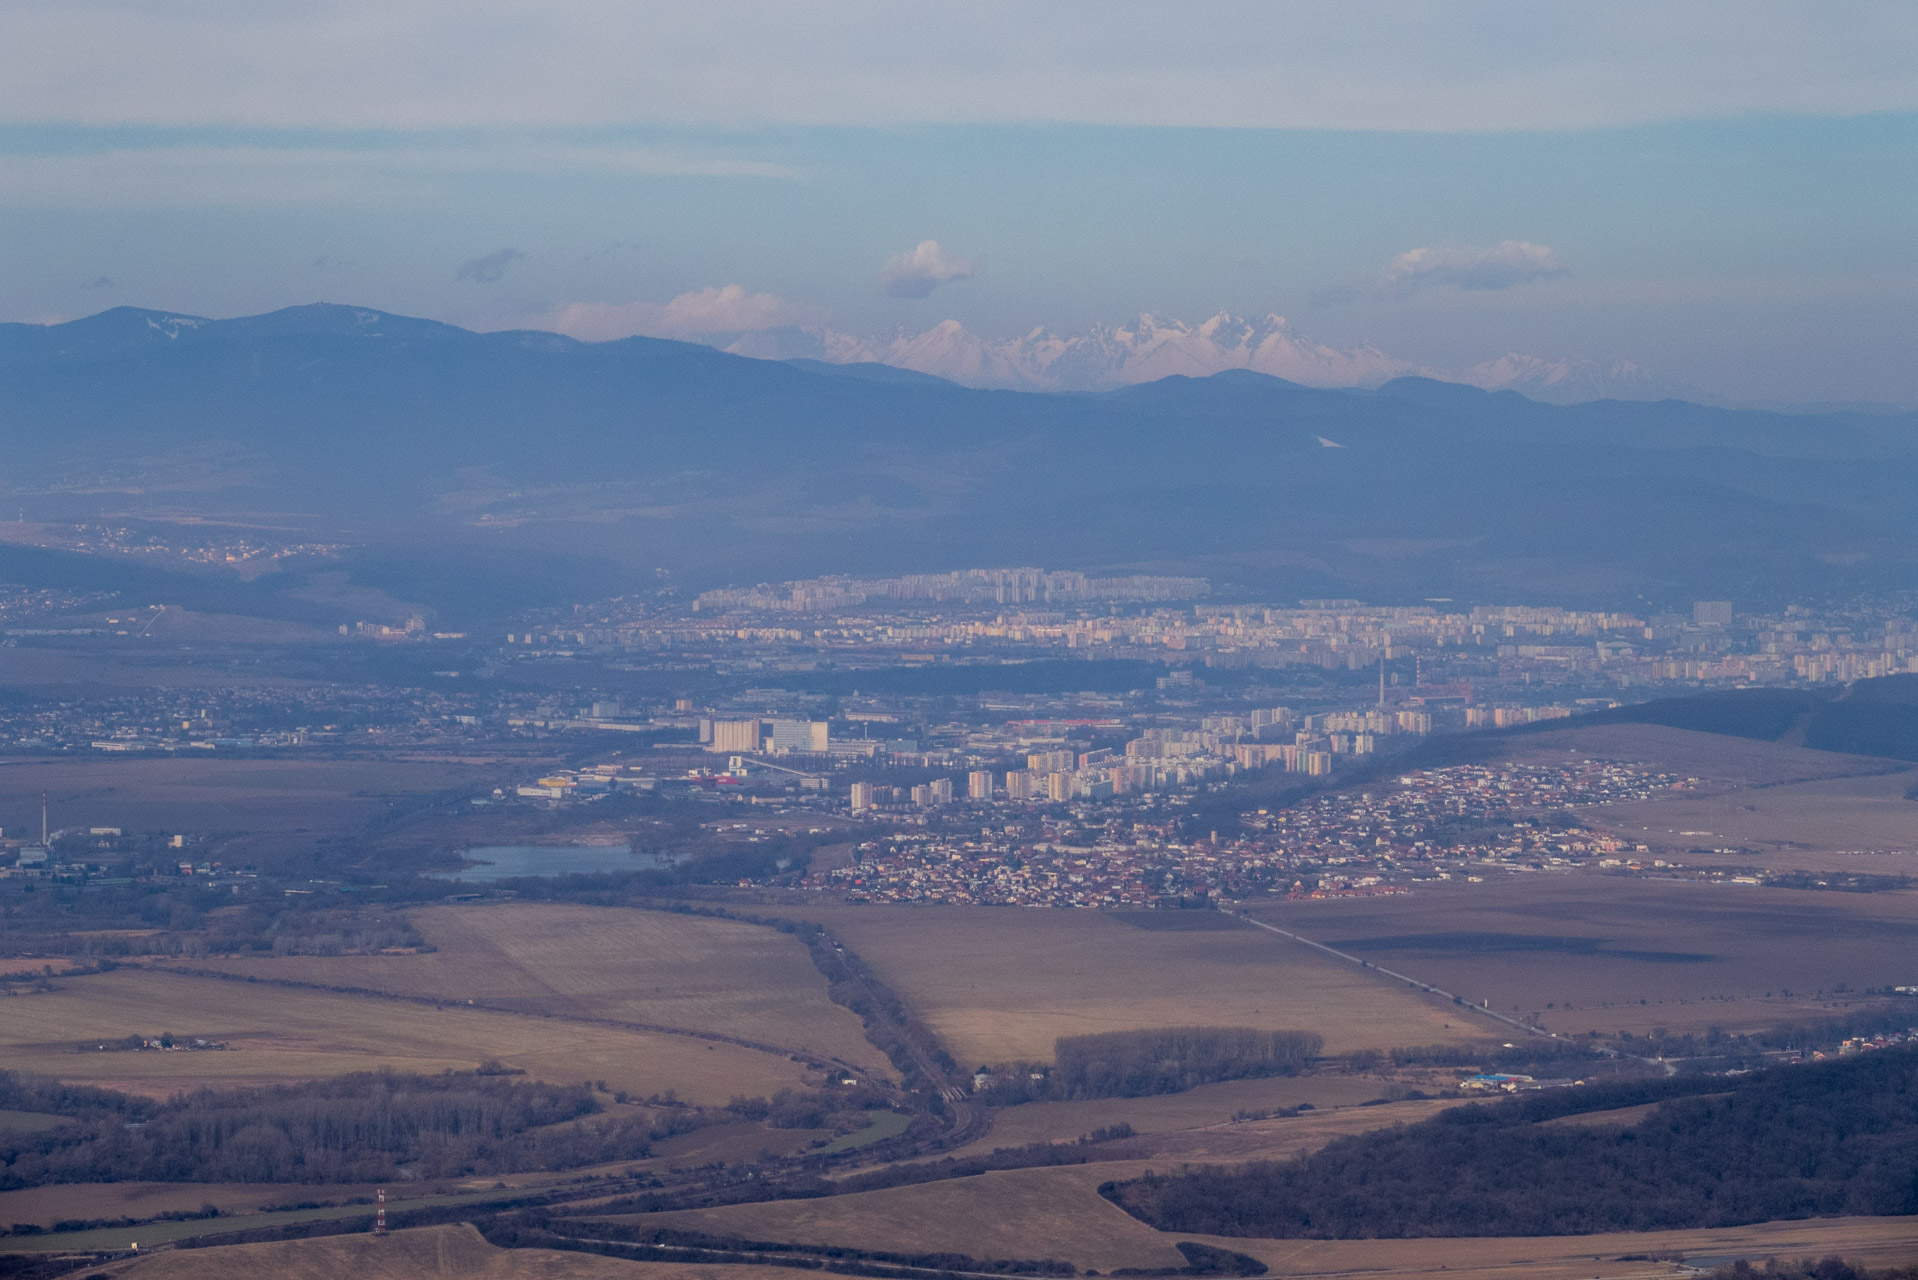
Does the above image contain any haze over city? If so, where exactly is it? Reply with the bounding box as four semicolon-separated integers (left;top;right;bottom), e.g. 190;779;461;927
2;5;1918;1277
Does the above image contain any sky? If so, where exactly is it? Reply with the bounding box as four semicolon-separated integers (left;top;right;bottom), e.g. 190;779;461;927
1;1;1915;403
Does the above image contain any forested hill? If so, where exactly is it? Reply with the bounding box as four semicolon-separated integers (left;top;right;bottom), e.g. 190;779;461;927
1524;674;1918;763
7;304;1918;605
1106;1047;1918;1238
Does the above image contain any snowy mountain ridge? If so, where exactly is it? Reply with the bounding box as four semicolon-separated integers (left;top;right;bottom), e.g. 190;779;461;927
710;311;1693;404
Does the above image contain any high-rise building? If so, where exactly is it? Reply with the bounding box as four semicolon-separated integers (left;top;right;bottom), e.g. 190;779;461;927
849;781;873;811
967;770;994;800
1046;772;1072;801
929;777;954;803
1693;600;1734;627
1004;770;1031;800
910;784;931;806
708;719;760;753
766;719;828;754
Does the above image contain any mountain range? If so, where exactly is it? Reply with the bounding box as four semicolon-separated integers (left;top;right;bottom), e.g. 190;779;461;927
2;303;1916;623
687;311;1693;402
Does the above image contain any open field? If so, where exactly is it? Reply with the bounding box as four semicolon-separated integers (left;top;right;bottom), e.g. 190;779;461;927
0;967;815;1102
639;1161;1191;1271
0;755;505;853
649;1101;1457;1269
103;1222;816;1280
641;1157;1918;1277
179;903;887;1072
776;903;1489;1064
0;1180;398;1229
1246;874;1918;1037
1499;723;1905;788
0;645;313;690
1497;723;1918;871
942;1071;1398;1156
87;1202;1918;1280
1196;1216;1918;1278
1584;768;1918;873
0;1107;66;1133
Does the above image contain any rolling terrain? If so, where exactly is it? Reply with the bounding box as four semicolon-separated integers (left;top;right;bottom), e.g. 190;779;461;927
6;305;1918;613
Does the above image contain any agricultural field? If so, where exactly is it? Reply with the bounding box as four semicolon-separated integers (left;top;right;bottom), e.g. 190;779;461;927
1492;723;1918;872
0;967;815;1102
780;902;1491;1064
638;1161;1190;1272
1246;874;1918;1037
1498;722;1903;788
0;1180;392;1230
0;755;506;857
640;1102;1464;1271
103;1223;811;1280
1196;1216;1918;1279
638;1152;1918;1278
943;1071;1395;1156
180;903;887;1072
1584;768;1918;873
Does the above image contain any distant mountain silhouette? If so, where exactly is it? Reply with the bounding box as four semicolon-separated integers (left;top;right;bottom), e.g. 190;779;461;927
2;304;1917;617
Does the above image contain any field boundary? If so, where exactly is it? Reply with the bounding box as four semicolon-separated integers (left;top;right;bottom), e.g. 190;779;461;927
123;960;878;1080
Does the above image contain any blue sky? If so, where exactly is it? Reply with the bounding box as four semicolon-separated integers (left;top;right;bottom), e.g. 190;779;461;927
2;2;1914;402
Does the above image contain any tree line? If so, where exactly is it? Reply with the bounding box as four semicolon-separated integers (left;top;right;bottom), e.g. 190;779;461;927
978;1027;1322;1104
0;1069;725;1188
1106;1046;1918;1237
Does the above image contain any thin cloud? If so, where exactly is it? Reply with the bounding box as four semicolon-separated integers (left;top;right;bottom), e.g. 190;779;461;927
1315;241;1566;305
78;275;115;290
541;285;827;341
456;247;524;284
880;240;976;299
2;5;1915;133
0;144;793;211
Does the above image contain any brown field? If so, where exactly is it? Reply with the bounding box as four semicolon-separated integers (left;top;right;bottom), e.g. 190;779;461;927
638;1161;1191;1271
1501;723;1903;788
0;967;814;1102
0;755;506;852
1245;874;1918;1037
0;1180;406;1229
640;1156;1918;1278
774;903;1489;1064
97;1213;1918;1280
1497;723;1918;872
1585;769;1918;873
944;1071;1397;1156
103;1222;813;1279
0;645;312;690
179;902;887;1072
647;1101;1458;1270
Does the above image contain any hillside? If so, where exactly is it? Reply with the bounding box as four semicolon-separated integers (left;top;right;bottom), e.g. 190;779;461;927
1542;675;1918;763
5;305;1918;612
1106;1048;1918;1238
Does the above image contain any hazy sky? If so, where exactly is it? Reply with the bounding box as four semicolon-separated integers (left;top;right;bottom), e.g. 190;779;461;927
2;1;1915;402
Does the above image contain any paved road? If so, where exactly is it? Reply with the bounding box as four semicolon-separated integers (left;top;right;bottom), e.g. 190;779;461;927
1224;907;1568;1044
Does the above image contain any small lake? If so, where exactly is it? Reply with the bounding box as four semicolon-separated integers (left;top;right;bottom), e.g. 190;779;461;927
434;844;671;883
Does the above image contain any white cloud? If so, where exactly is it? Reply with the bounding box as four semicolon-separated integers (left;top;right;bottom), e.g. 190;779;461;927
540;285;827;341
879;241;976;299
525;293;1683;401
1315;241;1566;305
2;3;1912;133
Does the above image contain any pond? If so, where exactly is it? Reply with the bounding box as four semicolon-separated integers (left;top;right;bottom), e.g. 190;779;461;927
434;844;671;883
